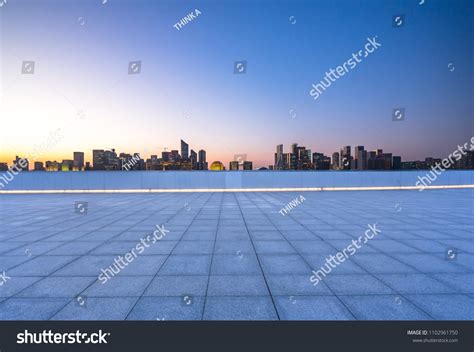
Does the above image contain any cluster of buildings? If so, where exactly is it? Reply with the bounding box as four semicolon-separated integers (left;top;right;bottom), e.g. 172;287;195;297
272;143;474;171
273;144;400;170
0;140;210;172
229;160;253;171
91;140;209;171
1;140;473;172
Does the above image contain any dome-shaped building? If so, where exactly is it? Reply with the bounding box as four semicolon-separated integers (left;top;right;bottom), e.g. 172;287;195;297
210;161;225;171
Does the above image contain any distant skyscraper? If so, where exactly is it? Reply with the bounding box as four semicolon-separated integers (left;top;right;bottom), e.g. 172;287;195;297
198;149;206;163
367;151;377;169
275;144;284;170
288;143;298;169
392;156;402;169
190;149;197;169
382;153;393;169
73;152;84;171
13;156;29;171
170;150;180;163
296;146;311;170
93;150;105;170
457;151;474;169
290;143;298;155
465;151;473;169
243;161;253;170
313;152;331;170
332;152;340;170
198;149;207;170
355;146;367;170
119;153;131;170
229;161;239;170
103;149;120;170
162;151;170;162
340;146;351;170
306;149;312;164
146;155;160;170
34;161;45;171
181;140;189;160
283;153;290;170
375;149;385;169
137;156;146;170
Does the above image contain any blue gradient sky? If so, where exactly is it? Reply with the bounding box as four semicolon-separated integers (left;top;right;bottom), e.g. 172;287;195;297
0;0;472;168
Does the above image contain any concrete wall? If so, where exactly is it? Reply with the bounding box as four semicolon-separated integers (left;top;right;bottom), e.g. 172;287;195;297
0;170;473;191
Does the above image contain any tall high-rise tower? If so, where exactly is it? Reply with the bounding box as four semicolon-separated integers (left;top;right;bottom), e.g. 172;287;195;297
181;140;189;160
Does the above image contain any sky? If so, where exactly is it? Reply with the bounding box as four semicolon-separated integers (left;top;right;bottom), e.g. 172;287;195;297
0;0;473;168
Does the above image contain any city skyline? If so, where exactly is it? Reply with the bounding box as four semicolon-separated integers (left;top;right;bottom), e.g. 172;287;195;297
1;0;472;168
4;141;474;169
2;139;473;172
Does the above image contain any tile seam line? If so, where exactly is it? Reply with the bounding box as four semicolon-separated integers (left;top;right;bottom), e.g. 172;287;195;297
200;192;225;320
233;192;282;320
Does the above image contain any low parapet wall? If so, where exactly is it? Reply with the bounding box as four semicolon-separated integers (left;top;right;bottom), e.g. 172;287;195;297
0;170;473;193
